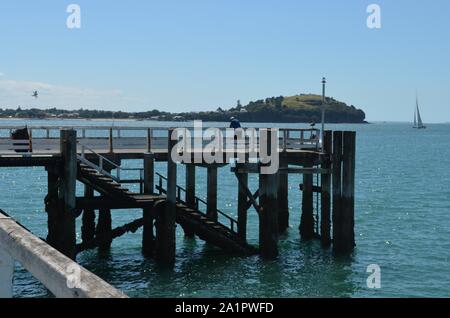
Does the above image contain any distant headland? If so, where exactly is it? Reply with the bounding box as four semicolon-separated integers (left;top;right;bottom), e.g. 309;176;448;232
0;94;366;123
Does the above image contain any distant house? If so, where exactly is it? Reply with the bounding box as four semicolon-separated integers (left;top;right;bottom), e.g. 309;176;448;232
240;108;248;113
66;113;80;118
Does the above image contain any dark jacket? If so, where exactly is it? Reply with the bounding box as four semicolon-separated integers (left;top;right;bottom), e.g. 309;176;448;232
230;119;241;129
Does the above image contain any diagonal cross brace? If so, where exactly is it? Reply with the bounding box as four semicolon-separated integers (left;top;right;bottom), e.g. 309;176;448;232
245;190;260;211
235;172;261;215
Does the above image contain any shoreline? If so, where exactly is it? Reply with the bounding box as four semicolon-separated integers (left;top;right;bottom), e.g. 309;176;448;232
0;117;370;124
1;117;447;124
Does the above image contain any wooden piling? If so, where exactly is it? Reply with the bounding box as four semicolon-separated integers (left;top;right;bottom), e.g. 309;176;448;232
147;128;152;153
142;208;155;257
58;129;77;259
237;168;248;242
300;163;314;240
155;129;177;267
96;207;112;252
186;164;196;208
277;158;289;234
45;166;59;249
320;131;332;247
340;131;356;254
183;164;196;238
142;153;155;257
207;166;218;222
143;153;155;194
332;131;343;253
258;129;279;259
109;128;114;153
81;185;96;243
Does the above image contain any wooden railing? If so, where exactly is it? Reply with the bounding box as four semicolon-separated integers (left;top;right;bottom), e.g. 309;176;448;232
0;126;161;154
155;173;239;233
0;126;322;155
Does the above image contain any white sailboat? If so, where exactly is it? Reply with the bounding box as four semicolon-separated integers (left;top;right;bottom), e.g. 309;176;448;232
413;94;426;129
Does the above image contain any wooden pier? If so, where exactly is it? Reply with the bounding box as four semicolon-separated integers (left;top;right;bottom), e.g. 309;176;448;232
0;125;356;272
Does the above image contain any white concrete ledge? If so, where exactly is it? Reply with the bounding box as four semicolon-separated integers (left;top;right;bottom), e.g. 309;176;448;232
0;211;128;298
0;246;13;298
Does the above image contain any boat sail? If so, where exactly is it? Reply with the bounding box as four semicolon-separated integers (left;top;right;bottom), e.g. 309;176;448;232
413;94;426;129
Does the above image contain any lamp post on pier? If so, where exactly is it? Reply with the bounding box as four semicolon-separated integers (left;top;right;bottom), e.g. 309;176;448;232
321;77;327;150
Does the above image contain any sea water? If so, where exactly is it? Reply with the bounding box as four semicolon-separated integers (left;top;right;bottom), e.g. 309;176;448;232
2;119;450;298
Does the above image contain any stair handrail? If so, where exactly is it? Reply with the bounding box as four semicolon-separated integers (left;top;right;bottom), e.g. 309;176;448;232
78;144;144;185
155;172;238;233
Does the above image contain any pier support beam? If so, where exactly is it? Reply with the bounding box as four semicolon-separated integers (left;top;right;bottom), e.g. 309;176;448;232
300;163;314;240
277;159;289;234
95;165;114;253
96;207;112;253
58;129;77;259
183;164;196;238
259;172;279;259
142;207;155;257
46;167;59;249
109;128;114;153
143;153;155;195
207;166;218;221
332;131;344;254
186;164;196;209
142;153;156;257
339;131;356;255
81;185;96;243
258;129;279;259
237;168;248;242
155;130;177;267
320;131;332;247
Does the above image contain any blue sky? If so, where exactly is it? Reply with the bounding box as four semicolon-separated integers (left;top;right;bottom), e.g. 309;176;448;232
0;0;449;122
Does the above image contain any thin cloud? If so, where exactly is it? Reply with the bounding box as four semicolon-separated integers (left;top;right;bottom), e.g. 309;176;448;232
0;78;128;109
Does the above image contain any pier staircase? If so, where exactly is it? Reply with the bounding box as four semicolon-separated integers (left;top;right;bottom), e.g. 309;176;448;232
78;163;134;198
155;173;257;255
76;148;257;255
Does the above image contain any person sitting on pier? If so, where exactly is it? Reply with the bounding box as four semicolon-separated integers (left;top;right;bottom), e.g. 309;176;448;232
230;117;241;129
11;126;32;153
230;117;242;141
